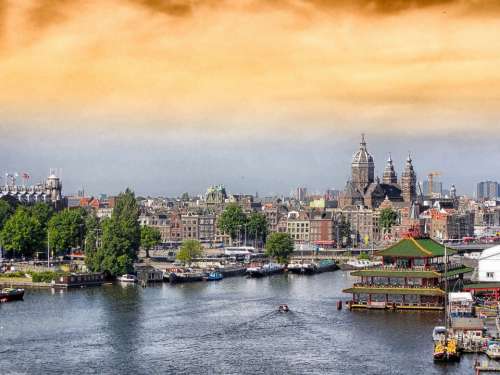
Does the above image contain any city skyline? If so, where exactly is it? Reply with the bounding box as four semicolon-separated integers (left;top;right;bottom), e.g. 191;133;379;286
1;0;500;196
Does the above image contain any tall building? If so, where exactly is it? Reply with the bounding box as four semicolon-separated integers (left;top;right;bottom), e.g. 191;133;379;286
401;154;417;203
351;134;375;192
477;181;499;200
423;180;443;197
296;187;307;201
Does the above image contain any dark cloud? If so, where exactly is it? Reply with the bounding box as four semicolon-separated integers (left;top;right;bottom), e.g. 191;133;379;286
27;0;75;30
128;0;499;17
306;0;457;14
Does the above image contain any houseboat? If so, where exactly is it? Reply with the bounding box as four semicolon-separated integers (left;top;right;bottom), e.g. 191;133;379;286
343;236;473;311
54;273;104;288
246;263;284;278
0;287;24;302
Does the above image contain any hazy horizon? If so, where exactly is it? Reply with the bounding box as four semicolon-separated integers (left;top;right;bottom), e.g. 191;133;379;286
1;1;499;197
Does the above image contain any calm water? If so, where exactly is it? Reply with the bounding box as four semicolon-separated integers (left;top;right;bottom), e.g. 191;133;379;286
0;271;477;374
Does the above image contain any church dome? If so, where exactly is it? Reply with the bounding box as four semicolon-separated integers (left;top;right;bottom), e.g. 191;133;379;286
352;134;374;164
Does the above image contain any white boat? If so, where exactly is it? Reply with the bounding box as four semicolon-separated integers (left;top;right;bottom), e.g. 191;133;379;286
486;343;500;359
432;326;447;341
117;274;137;283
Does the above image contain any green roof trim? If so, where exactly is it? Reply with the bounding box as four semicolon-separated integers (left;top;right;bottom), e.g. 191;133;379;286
464;282;500;290
351;269;439;278
440;266;474;278
376;238;456;258
351;266;473;279
342;286;445;296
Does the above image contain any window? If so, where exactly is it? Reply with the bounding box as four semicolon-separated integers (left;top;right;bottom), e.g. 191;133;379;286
487;272;495;279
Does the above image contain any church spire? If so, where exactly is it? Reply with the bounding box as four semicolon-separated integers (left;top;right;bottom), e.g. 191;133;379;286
401;152;417;203
383;153;397;184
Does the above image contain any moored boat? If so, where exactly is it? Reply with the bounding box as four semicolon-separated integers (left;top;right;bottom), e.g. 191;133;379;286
287;262;316;274
0;288;24;302
486;343;500;359
206;271;223;281
169;271;205;283
117;274;137;283
433;341;446;361
247;263;284;278
432;326;447;342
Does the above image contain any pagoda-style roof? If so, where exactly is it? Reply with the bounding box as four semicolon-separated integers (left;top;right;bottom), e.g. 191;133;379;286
376;238;455;258
351;266;473;279
342;286;445;296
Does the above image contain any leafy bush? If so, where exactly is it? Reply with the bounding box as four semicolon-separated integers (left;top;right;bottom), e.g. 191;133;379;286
29;271;65;283
1;271;27;278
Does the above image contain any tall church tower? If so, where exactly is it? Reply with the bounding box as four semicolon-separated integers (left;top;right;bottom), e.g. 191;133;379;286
351;134;375;193
382;154;397;184
401;154;417;203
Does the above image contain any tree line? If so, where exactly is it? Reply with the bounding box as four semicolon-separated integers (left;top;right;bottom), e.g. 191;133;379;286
0;189;161;277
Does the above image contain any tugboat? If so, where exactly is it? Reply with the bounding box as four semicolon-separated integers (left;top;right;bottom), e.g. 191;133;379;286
278;304;289;313
0;288;25;302
206;271;223;281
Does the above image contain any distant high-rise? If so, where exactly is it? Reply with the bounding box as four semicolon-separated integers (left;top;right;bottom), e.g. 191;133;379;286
296;187;307;201
423;180;443;197
477;181;499;200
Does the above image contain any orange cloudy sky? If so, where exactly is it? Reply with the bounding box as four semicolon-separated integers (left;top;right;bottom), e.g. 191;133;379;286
0;0;499;194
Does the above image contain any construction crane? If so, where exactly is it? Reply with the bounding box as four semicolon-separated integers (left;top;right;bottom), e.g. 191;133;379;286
427;171;441;197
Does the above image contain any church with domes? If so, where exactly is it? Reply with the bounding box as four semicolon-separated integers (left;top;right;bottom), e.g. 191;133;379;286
339;135;417;209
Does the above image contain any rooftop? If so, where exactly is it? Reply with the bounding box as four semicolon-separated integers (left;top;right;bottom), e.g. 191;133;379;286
376;237;455;258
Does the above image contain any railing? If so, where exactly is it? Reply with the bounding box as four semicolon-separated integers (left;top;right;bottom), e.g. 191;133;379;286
352;283;441;289
364;263;465;273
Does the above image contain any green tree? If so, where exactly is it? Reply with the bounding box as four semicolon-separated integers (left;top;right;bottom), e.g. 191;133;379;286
217;203;247;244
84;213;100;271
265;232;294;264
48;208;86;256
141;225;162;258
247;212;268;246
86;189;141;276
379;208;398;231
29;202;54;231
176;239;203;264
0;199;14;231
0;207;43;258
358;251;370;260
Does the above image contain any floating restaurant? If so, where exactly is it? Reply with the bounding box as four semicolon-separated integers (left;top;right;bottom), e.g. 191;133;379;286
343;236;473;310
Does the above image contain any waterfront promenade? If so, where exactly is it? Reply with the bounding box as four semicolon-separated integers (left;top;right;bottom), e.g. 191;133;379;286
0;271;479;375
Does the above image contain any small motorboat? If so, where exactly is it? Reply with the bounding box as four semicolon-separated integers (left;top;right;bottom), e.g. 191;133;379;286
117;274;137;283
278;304;289;313
0;288;24;302
206;271;223;281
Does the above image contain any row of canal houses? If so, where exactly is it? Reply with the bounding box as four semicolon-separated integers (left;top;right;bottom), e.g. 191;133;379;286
343;235;473;310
